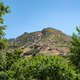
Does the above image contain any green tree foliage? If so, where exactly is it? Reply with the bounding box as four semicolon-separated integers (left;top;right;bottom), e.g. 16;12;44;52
5;52;14;70
0;0;11;50
6;49;23;70
68;26;80;72
0;1;11;79
5;55;80;80
0;49;23;79
14;48;22;59
0;53;6;71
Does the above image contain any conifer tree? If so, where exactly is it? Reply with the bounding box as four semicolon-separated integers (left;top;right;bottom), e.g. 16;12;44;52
0;0;11;50
68;26;80;70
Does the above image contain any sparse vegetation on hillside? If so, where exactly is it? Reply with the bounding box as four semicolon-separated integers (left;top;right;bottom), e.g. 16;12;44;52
23;49;40;55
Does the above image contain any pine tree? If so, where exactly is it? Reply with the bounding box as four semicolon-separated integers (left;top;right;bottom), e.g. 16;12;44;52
68;26;80;71
0;0;11;50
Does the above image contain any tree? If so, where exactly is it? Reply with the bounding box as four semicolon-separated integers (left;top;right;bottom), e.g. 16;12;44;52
0;0;11;50
7;55;79;80
6;49;23;70
0;53;6;71
68;26;80;72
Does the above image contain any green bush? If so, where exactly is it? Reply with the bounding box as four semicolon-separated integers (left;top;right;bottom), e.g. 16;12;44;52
5;49;23;70
0;49;23;80
58;54;67;59
24;44;29;48
58;53;64;56
21;47;25;50
36;53;43;56
0;71;8;80
23;49;40;55
6;55;80;80
21;55;25;59
32;52;37;57
0;54;6;71
34;45;40;49
29;45;33;49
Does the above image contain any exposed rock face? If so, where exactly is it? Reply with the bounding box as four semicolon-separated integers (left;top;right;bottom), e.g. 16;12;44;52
32;32;42;41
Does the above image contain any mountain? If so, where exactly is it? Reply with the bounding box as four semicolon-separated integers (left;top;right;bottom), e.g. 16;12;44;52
8;27;72;46
0;27;73;57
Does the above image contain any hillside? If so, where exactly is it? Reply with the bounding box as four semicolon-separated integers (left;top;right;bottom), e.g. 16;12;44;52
0;27;73;57
8;27;72;46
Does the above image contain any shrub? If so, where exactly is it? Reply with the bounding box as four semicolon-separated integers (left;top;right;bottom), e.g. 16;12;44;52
23;49;40;55
34;45;40;49
14;49;23;59
58;54;67;59
0;49;23;79
36;53;43;56
0;54;6;71
29;45;33;49
24;44;29;48
6;49;23;70
21;55;25;59
21;47;25;50
6;55;80;80
0;71;8;80
32;52;37;57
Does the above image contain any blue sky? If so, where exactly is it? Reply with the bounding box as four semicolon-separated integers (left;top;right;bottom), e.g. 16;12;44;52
1;0;80;39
